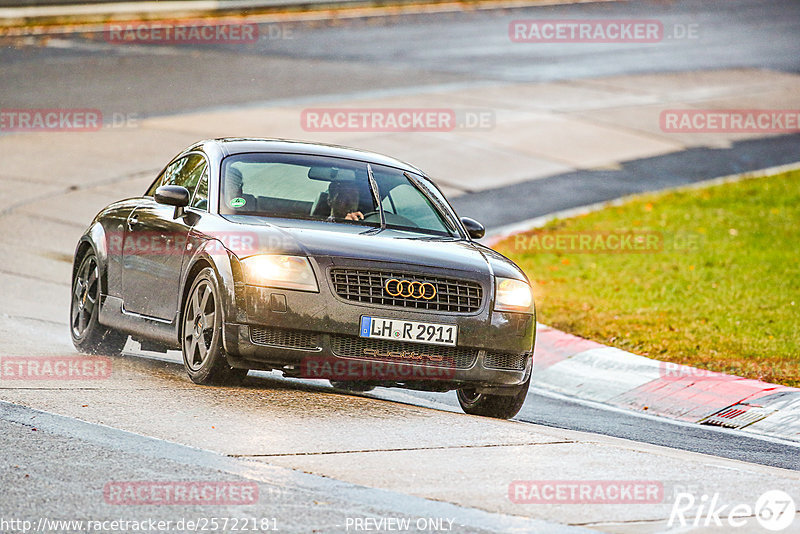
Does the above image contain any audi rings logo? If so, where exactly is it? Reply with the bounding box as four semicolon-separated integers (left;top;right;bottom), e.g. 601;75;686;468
384;278;437;300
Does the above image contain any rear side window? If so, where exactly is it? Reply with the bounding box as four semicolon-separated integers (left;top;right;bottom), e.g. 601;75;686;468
163;155;206;191
145;154;207;197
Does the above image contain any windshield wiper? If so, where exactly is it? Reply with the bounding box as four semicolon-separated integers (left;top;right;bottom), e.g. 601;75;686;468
366;163;386;230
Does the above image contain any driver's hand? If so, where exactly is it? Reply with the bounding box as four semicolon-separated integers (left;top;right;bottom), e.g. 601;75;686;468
345;211;364;221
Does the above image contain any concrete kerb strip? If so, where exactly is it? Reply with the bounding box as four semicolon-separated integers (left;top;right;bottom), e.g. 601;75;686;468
490;163;800;443
532;325;800;443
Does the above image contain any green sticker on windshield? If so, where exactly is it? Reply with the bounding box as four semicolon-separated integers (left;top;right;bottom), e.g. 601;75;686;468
229;197;246;208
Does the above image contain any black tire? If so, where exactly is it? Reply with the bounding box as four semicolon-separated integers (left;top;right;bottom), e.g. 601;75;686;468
70;252;127;356
456;374;530;419
330;381;376;393
181;267;248;386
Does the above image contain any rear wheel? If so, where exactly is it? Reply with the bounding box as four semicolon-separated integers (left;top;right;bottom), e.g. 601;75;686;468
182;268;248;385
70;252;127;356
456;375;530;419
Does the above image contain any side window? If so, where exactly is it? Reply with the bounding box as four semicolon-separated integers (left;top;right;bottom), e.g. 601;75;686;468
145;167;168;197
191;169;209;211
144;154;206;197
163;154;206;192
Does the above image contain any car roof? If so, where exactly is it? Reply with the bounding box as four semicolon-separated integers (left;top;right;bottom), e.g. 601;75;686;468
194;138;426;175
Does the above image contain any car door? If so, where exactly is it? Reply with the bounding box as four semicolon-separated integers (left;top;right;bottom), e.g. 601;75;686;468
121;154;207;321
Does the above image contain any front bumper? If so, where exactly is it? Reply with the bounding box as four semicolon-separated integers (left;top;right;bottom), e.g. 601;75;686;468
223;257;535;390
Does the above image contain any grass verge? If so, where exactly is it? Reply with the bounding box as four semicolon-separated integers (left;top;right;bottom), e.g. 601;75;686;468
495;170;800;387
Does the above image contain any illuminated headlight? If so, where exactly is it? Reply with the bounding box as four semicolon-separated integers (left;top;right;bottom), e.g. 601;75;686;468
494;277;533;312
240;255;319;292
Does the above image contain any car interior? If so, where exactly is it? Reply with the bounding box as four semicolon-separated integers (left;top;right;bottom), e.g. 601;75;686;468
219;160;454;234
225;164;375;220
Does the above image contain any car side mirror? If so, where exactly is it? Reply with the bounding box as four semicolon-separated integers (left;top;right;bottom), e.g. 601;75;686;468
155;185;191;207
155;185;191;218
461;217;485;239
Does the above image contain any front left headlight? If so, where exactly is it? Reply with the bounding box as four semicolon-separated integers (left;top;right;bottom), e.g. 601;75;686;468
494;277;533;313
240;255;319;292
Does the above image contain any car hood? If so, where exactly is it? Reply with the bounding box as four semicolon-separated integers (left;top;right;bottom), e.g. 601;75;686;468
218;217;494;274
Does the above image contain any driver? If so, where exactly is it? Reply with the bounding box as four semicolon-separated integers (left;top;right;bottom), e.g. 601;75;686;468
328;180;364;221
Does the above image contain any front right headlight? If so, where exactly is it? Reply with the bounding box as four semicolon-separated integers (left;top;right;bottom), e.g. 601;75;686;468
494;277;533;313
240;255;319;292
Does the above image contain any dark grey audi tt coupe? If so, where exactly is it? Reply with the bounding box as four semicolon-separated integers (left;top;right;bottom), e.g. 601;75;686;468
70;138;536;418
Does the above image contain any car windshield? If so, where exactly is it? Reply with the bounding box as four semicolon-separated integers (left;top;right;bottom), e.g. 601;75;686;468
219;153;460;237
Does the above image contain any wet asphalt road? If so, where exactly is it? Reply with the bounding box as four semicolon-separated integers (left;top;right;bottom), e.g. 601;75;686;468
369;385;800;470
0;0;798;515
3;0;799;230
1;399;559;534
2;0;799;117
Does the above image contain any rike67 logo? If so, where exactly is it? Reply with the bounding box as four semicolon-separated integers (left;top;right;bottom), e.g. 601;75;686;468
669;490;796;531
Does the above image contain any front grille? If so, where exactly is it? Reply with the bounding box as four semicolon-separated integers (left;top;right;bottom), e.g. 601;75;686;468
330;334;477;369
250;327;320;350
329;268;483;313
484;352;528;370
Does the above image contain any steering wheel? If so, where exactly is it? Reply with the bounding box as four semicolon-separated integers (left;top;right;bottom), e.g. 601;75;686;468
361;211;381;222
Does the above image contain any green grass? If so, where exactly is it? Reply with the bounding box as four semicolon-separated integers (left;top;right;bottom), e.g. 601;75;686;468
495;170;800;387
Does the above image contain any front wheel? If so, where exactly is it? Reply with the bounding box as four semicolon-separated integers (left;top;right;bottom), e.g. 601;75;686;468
70;252;127;356
181;268;248;386
456;375;530;419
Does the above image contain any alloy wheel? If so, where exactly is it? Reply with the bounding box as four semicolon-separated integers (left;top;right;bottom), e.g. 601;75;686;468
71;255;99;339
183;280;217;371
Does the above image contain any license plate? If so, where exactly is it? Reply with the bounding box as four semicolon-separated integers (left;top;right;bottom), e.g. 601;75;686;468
359;316;457;347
